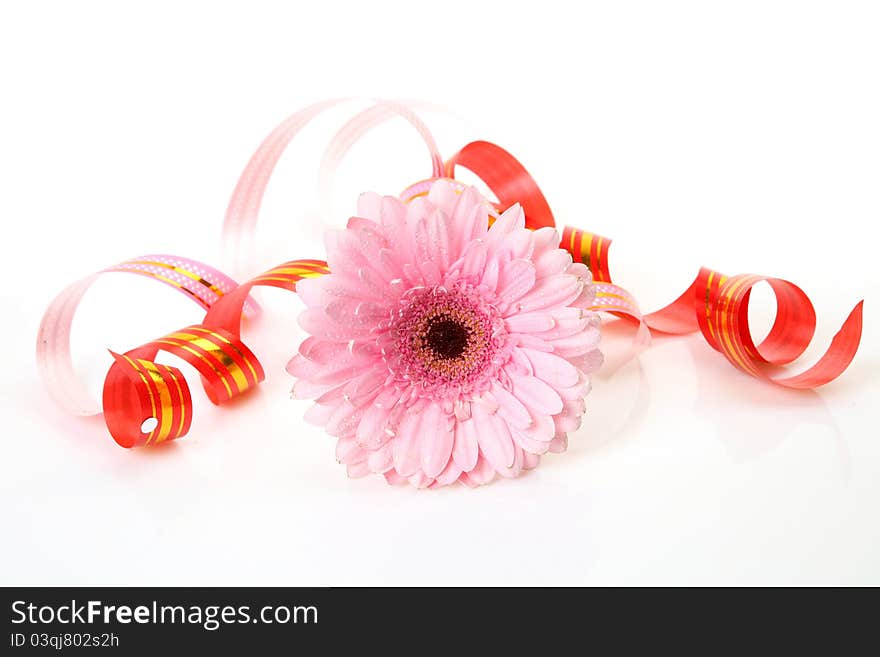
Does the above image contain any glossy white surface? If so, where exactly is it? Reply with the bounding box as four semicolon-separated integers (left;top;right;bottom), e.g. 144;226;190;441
1;1;878;585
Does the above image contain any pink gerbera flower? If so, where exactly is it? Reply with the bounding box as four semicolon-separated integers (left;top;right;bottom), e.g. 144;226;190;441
287;179;602;487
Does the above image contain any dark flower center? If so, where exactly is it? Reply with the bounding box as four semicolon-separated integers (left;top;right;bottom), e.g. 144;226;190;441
425;318;470;360
388;285;505;395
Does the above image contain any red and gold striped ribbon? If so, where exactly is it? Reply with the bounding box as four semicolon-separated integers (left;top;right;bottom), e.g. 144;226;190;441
561;226;613;284
100;259;329;447
102;354;192;447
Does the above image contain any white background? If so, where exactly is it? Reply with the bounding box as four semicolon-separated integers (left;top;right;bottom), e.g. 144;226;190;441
1;1;878;586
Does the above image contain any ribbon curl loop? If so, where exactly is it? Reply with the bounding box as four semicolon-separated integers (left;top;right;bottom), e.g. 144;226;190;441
38;255;329;447
101;258;328;447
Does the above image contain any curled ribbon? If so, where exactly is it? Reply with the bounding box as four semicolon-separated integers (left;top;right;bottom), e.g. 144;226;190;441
36;101;864;448
37;255;327;447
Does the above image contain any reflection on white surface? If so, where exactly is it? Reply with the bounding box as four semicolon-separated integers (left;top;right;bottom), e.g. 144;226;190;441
583;318;848;472
2;283;878;587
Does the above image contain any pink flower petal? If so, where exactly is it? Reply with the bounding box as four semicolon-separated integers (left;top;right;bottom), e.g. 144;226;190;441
511;273;582;315
427;178;459;208
416;209;451;272
506;348;534;376
402;262;424;287
487;204;525;239
519;410;556;442
549;326;602;357
489;383;532;430
557;376;591;400
286;348;373;385
434;458;463;487
521;347;580;388
407;472;434;489
347;460;371;478
419;403;454;478
304;402;336;426
417;258;442;286
292;276;327;308
566;261;591;280
367;444;394;473
450;199;489;257
495;445;524;479
452;417;479;472
568;349;604;375
537;308;590;340
372;386;403;409
291;379;335;400
325;297;391;328
514;334;554;352
296;336;338;362
571;284;597;309
531;226;560;254
343;369;387;406
392;412;422;477
453;399;472;421
473;405;515;469
496;259;536;303
336;437;364;465
428;180;459;208
379;197;407;249
357;260;401;297
315;382;348;406
535;247;573;279
356;192;383;221
504;229;535;261
510;429;551;455
505;312;556;333
356;403;392;449
554;408;583;434
298;337;379;365
481;256;500;292
464;455;496;486
347;215;380;233
457;240;488;281
324;229;370;274
326;401;364;437
384;470;409;486
298;308;373;342
509;373;564;415
549;433;568;453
